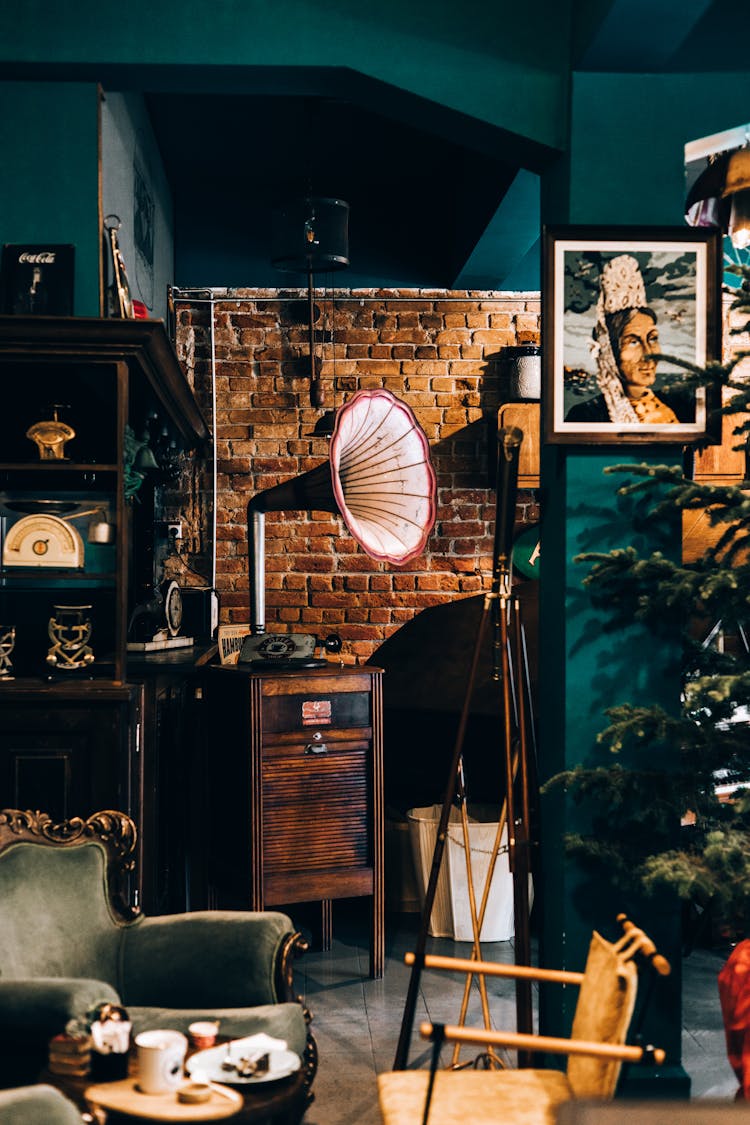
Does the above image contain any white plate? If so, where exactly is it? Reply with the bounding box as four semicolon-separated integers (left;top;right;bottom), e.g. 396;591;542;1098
186;1045;301;1086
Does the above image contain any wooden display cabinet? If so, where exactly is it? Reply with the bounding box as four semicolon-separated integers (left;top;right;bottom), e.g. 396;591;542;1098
202;663;385;979
0;316;211;912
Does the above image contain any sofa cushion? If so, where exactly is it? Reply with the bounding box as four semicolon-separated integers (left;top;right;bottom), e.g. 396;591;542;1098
121;911;293;1008
0;1083;84;1125
0;842;120;984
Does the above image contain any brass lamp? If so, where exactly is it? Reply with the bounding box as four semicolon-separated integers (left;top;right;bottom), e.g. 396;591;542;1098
723;147;750;250
685;143;750;250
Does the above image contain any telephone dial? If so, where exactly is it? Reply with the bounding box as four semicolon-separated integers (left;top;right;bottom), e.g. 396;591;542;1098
239;631;342;671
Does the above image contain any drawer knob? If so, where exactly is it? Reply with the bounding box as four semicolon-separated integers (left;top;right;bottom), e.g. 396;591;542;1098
305;742;328;755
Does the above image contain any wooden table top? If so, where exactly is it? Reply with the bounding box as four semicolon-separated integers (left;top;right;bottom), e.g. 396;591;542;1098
83;1077;242;1121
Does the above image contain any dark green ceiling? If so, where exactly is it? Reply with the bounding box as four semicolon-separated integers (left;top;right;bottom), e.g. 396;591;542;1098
1;0;746;291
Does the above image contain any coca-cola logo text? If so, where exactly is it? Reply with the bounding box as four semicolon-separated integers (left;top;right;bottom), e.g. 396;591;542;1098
18;252;56;264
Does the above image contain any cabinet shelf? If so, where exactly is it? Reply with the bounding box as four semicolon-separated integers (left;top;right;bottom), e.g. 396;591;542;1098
0;463;119;473
1;572;117;583
0;316;209;450
0;316;209;683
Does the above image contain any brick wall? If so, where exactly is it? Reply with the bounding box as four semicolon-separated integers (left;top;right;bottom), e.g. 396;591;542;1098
173;288;540;663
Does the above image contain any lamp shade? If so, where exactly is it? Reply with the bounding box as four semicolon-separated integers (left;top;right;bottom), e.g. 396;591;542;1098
685;152;731;228
271;197;349;274
722;148;750;197
721;150;750;249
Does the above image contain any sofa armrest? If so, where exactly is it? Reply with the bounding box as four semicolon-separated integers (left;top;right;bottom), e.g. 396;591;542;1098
0;978;121;1045
121;911;300;1009
0;1083;85;1125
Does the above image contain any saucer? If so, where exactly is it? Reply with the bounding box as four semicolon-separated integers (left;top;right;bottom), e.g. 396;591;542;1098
186;1045;301;1086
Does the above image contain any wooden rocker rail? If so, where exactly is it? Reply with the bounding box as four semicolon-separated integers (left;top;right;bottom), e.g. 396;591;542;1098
419;1022;667;1066
405;951;586;986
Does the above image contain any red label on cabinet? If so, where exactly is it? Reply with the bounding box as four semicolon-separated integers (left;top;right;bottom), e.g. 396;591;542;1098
302;700;332;726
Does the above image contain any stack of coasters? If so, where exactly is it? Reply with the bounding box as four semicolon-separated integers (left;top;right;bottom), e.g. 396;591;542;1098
48;1032;92;1077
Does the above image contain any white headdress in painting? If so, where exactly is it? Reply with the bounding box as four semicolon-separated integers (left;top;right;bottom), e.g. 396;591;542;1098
591;254;648;423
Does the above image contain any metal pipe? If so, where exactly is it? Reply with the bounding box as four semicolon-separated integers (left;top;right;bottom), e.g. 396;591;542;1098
209;301;218;591
171;290;537;304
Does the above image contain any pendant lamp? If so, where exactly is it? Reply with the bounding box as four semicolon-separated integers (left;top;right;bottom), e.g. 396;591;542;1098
723;148;750;250
271;196;350;408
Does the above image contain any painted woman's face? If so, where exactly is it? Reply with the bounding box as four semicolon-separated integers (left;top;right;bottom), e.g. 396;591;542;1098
617;311;659;398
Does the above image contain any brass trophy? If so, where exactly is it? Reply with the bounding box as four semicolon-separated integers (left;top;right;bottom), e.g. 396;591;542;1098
0;626;16;679
26;405;75;460
47;606;95;673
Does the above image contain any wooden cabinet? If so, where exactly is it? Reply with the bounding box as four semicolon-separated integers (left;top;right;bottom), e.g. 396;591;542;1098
0;679;143;900
128;643;217;914
0;316;209;683
0;316;211;912
203;663;385;978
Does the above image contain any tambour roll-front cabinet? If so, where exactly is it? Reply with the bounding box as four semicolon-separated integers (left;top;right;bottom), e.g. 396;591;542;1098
203;663;384;978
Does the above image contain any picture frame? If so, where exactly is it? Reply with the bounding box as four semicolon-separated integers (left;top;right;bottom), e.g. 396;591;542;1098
542;225;722;445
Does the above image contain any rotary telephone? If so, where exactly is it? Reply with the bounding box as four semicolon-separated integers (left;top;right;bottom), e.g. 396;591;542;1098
238;631;342;670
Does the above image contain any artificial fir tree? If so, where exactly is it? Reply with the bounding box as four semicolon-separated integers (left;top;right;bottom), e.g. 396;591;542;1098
551;264;750;940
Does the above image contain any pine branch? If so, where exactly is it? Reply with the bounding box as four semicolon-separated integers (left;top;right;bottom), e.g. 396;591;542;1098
562;264;750;930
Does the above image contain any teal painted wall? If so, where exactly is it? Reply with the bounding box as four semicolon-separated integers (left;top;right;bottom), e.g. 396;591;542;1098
568;72;750;226
0;0;571;154
537;69;750;1086
0;82;100;315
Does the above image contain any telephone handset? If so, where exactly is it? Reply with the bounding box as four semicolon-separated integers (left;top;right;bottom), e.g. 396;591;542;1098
238;631;342;670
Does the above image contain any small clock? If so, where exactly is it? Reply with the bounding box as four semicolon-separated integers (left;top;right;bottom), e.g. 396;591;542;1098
164;581;183;637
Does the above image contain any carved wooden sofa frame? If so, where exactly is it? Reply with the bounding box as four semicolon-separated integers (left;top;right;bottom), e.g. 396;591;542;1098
0;808;317;1108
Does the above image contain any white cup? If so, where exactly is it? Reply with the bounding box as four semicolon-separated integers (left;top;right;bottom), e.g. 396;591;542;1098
135;1029;188;1095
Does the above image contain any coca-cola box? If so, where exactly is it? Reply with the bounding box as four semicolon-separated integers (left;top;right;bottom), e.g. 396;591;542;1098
1;244;74;315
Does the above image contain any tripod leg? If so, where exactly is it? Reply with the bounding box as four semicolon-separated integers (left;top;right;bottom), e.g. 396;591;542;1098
392;595;492;1070
450;794;511;1070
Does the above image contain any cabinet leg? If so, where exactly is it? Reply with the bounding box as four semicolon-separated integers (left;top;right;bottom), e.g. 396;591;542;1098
321;898;332;951
370;893;384;980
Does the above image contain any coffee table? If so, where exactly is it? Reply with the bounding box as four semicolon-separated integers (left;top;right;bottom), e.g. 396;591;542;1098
83;1077;242;1121
41;1048;309;1124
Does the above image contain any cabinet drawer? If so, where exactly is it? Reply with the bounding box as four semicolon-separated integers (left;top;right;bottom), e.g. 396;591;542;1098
261;690;372;734
262;732;370;758
262;749;370;872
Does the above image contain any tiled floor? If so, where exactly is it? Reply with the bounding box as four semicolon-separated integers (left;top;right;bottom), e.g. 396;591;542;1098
292;903;738;1125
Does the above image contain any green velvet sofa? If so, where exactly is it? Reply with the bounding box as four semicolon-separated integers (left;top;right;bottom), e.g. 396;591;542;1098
0;809;316;1104
0;1084;84;1124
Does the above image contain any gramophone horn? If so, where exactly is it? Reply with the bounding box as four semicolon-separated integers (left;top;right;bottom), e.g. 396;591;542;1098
247;389;436;634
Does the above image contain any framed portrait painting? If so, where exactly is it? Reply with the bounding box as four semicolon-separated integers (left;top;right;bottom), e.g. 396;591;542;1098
542;226;722;444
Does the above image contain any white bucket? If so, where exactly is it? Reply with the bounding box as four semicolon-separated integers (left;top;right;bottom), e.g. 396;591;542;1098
406;805;456;937
446;816;516;942
408;804;532;942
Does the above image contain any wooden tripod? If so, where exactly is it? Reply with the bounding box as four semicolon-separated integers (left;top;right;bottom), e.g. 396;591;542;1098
393;425;538;1070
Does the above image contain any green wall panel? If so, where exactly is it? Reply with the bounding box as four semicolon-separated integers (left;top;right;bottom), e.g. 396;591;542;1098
0;0;570;152
569;71;750;226
0;82;100;315
535;68;750;1090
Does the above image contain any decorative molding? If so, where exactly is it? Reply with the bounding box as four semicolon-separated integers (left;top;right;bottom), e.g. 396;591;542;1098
0;808;139;921
276;929;318;1096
